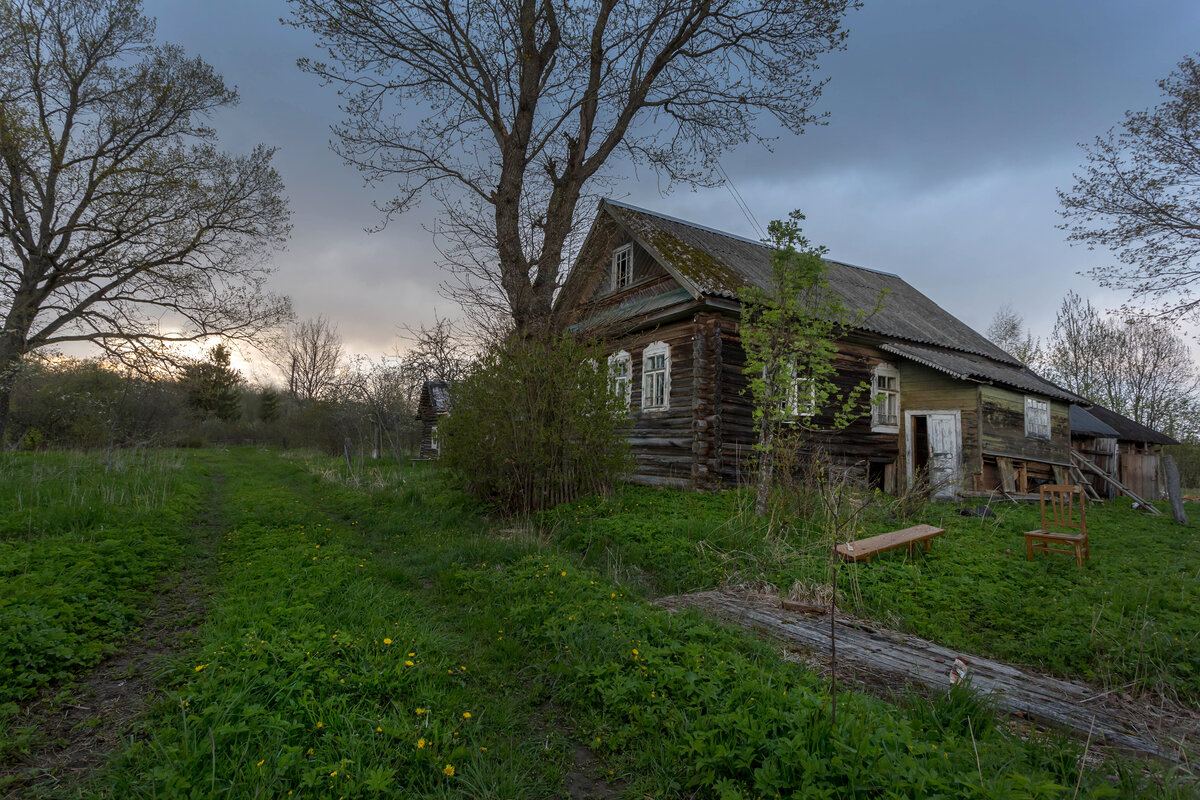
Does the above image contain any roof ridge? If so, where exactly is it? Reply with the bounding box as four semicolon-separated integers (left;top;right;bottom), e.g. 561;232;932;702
603;198;901;279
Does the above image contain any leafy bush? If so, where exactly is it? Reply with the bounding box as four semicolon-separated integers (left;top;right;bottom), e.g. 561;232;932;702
440;336;631;514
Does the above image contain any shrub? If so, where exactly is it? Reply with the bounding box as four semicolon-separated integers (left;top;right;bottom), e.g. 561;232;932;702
440;336;631;514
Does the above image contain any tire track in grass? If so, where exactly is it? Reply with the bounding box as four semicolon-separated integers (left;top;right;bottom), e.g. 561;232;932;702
91;449;582;799
1;458;225;799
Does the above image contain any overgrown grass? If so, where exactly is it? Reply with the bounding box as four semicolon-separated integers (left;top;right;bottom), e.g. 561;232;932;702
537;483;1200;702
71;450;1189;797
0;449;205;711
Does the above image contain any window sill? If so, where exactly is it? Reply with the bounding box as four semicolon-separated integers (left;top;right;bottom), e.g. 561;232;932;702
872;425;899;435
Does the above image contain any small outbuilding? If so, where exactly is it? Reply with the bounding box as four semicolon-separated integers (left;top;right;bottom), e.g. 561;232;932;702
1070;404;1179;499
416;380;452;459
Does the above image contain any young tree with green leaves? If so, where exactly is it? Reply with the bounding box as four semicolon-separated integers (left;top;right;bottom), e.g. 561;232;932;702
739;211;879;517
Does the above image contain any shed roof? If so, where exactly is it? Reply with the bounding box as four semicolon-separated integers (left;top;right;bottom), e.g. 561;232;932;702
420;380;452;414
879;342;1084;403
1083;404;1179;445
602;200;1023;366
1069;405;1121;438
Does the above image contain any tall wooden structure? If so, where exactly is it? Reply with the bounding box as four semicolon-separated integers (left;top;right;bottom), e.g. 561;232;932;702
416;380;452;460
559;200;1086;496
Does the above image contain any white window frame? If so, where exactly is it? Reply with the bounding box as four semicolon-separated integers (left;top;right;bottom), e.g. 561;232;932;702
608;350;632;408
1025;396;1051;440
612;243;633;290
641;341;671;411
871;362;900;433
779;361;817;420
429;423;440;454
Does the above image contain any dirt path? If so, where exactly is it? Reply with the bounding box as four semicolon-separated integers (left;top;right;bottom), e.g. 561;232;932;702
658;588;1200;764
1;469;224;799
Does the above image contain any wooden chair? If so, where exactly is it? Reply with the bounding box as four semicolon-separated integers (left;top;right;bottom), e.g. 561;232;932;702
1024;485;1089;567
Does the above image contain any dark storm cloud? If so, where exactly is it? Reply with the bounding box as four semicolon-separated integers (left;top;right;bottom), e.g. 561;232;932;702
144;0;1200;353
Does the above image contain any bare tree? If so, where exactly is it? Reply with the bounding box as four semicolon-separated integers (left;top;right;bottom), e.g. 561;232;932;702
985;304;1041;368
1044;292;1200;438
0;0;292;439
1059;53;1200;321
288;0;857;334
270;316;345;403
399;315;472;386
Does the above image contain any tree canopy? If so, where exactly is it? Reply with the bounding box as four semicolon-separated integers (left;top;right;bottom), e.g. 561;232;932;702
0;0;291;436
288;0;857;334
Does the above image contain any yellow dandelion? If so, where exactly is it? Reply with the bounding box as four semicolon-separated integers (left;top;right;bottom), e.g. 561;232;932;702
383;638;392;645
195;664;208;672
462;712;471;719
443;764;455;777
405;660;414;666
256;759;265;767
416;708;426;715
316;722;324;729
376;726;383;732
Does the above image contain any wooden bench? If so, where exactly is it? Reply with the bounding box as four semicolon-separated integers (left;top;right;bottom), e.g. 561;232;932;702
835;524;945;563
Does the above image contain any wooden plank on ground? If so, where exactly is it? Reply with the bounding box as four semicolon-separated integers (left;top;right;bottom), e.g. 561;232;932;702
657;590;1198;762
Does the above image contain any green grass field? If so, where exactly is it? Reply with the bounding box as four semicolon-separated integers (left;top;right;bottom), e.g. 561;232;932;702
539;483;1200;702
1;449;1193;798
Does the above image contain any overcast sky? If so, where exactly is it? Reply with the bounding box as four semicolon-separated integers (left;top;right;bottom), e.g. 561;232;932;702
143;0;1200;358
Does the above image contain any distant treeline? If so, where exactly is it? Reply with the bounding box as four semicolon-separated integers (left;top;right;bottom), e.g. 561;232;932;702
5;353;422;458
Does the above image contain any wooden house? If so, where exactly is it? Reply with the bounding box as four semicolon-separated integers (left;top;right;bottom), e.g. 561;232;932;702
559;200;1086;498
416;380;452;460
1071;403;1178;499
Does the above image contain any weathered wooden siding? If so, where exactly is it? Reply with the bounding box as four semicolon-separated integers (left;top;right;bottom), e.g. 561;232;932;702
417;408;443;460
586;230;671;304
602;321;698;487
979;385;1071;467
897;362;981;488
712;328;900;484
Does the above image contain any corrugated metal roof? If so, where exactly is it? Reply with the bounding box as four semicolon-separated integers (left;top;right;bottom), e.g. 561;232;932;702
1070;405;1120;438
879;341;1086;404
604;199;1023;366
1084;404;1179;445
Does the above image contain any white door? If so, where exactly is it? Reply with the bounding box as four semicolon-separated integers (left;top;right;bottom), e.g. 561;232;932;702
927;413;961;500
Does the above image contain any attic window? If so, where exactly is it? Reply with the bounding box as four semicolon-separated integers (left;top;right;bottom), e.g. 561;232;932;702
612;244;633;290
1025;397;1051;440
871;363;900;432
641;341;670;411
608;350;632;408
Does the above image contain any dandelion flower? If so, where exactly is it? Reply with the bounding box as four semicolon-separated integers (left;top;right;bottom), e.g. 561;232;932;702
316;722;324;729
195;664;208;672
416;708;425;715
462;712;471;719
257;760;265;767
383;638;392;645
376;726;383;732
405;660;414;666
443;764;455;777
417;738;426;748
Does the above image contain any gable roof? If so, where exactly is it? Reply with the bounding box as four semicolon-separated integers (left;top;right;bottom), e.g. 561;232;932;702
601;199;1022;366
419;380;452;414
1083;404;1179;446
